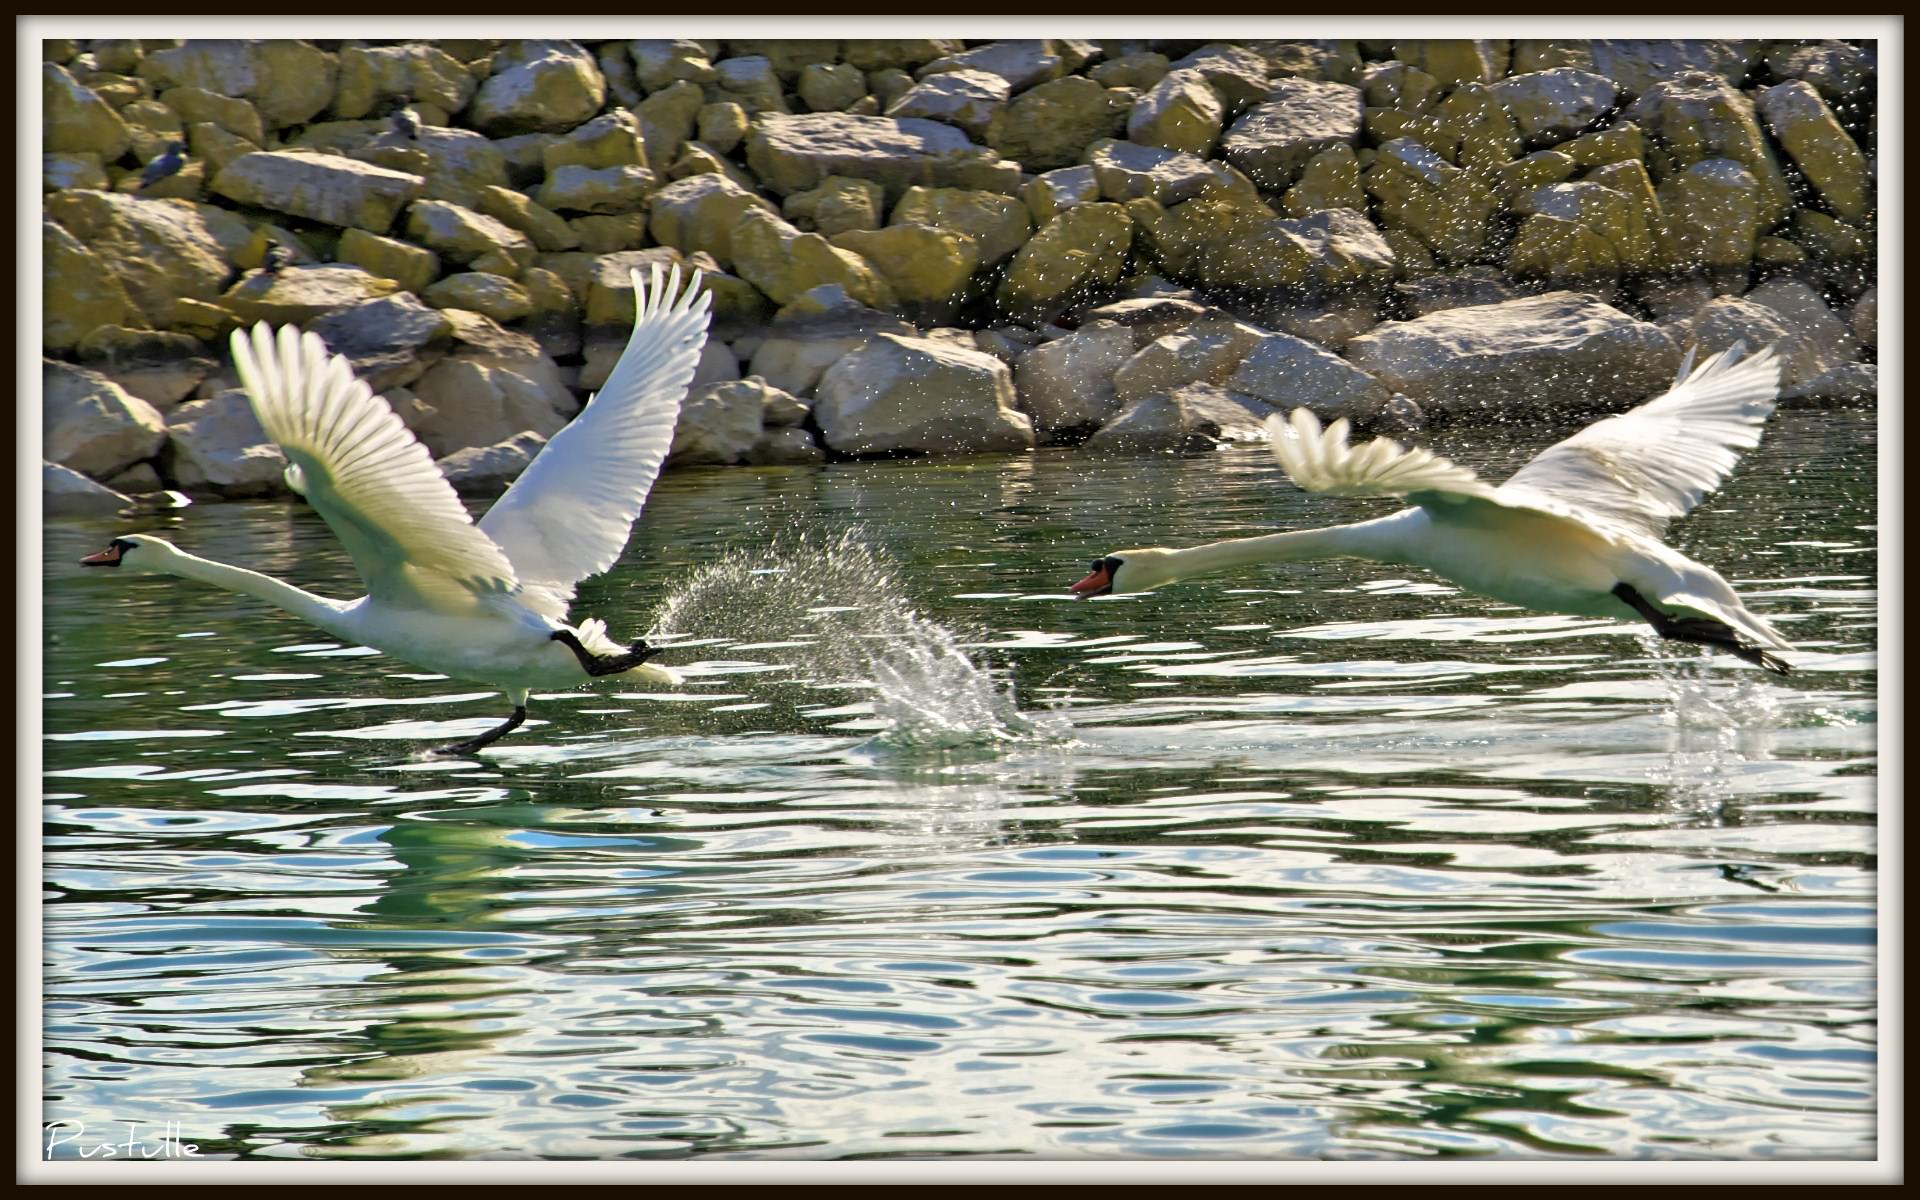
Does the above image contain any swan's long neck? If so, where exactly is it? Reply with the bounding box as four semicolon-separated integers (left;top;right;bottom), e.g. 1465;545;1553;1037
1149;513;1419;586
152;548;354;635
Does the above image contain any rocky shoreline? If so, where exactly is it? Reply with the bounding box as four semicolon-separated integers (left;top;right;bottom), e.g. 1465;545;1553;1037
42;37;1877;513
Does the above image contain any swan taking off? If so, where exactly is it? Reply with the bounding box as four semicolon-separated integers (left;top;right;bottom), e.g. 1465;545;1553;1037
1070;343;1793;675
81;265;714;754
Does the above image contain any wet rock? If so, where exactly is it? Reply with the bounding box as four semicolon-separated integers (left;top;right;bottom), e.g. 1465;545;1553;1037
1364;137;1499;266
1678;296;1796;372
1628;72;1791;224
1588;39;1754;99
747;112;1019;201
1013;320;1139;436
1222;79;1363;190
749;425;827;465
1781;362;1874;407
648;172;779;266
44;461;133;515
1487;68;1619;145
44;359;168;479
988;75;1132;172
74;326;214;410
1343;290;1680;414
1085;139;1218;206
1128;68;1224;157
1025;165;1101;223
1166;382;1283;441
436;431;546;494
884;69;1009;140
161;388;287;496
1227;332;1392;420
468;40;606;135
1849;285;1876;349
1132;199;1395;291
813;332;1035;455
1114;327;1264;405
44;63;132;160
44;191;234;329
1082;392;1212;453
1764;39;1874;105
890;185;1032;266
1756;81;1870;223
668;378;767;465
211;150;424;232
43;216;143;351
1741;276;1860;383
1656;158;1762;277
140;39;337;129
996;202;1133;321
307;293;452;391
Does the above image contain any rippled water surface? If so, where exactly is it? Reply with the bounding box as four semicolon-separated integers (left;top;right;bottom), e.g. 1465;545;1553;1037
39;409;1879;1161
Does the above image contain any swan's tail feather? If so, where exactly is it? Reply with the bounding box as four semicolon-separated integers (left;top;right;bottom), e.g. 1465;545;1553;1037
1265;407;1497;503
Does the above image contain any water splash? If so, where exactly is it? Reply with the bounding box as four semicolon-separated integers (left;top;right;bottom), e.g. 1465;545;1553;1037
1643;634;1782;813
650;530;1069;749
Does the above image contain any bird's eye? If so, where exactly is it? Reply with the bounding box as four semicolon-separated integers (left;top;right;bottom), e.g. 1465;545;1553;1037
1089;558;1103;572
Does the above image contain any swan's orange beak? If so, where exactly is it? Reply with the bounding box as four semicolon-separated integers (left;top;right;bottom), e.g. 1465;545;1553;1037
1069;564;1112;598
79;544;125;567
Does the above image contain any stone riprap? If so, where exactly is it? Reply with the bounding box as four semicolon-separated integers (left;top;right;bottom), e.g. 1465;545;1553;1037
41;36;1876;499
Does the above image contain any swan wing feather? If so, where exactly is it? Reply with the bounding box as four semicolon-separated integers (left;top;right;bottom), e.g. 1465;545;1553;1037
477;264;712;619
230;322;519;605
1266;407;1500;505
1497;342;1783;538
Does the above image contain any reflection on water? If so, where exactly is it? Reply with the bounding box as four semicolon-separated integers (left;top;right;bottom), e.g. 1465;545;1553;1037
40;411;1877;1160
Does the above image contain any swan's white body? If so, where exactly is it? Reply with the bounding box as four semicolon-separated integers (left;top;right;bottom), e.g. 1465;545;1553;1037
1075;343;1793;670
86;264;714;748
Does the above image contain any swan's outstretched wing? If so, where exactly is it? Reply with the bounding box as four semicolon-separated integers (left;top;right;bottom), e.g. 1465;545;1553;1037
478;264;712;619
1497;342;1782;539
231;323;519;606
1267;407;1500;507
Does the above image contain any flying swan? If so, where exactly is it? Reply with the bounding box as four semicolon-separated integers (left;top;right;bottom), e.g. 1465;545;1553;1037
82;264;714;753
1070;343;1793;675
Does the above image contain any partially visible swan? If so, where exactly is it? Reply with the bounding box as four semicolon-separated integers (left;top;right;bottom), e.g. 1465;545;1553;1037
1070;343;1793;674
81;264;714;753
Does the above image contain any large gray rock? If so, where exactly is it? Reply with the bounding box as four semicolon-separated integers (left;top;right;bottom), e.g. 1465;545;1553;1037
647;172;779;268
1167;383;1283;441
406;199;536;270
747;112;1019;201
73;326;215;410
1781;362;1874;408
1113;327;1264;405
1085;139;1218;206
43;217;142;353
1343;291;1681;415
918;40;1063;93
988;75;1131;172
1741;277;1860;385
212;150;424;232
1627;72;1791;224
1128;68;1224;157
1228;332;1393;421
44;361;168;480
43;63;131;160
1756;80;1871;224
162;388;288;496
218;264;402;326
403;126;513;209
1588;39;1755;99
44;461;133;516
1487;68;1619;145
1014;320;1139;437
334;42;477;119
668;379;768;465
139;39;338;129
307;293;453;391
884;69;1010;141
996;202;1134;321
1221;79;1363;190
813;332;1035;455
1082;391;1215;453
468;40;606;135
43;191;234;329
409;356;576;458
435;431;545;495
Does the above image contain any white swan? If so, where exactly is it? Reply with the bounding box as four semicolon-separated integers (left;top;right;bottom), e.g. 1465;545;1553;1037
81;264;714;754
1070;342;1793;675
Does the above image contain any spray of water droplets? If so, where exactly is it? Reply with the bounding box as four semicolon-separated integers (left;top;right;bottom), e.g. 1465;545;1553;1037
1643;633;1783;814
649;529;1069;749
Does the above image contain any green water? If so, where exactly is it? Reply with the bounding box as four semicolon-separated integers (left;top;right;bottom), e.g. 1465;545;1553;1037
40;408;1877;1160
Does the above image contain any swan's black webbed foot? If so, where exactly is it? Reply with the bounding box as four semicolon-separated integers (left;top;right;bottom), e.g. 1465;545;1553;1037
1611;582;1792;677
434;705;527;756
550;629;659;677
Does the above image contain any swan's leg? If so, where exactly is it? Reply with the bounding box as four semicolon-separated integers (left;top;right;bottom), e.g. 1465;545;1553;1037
550;629;658;678
1610;582;1791;676
434;704;528;756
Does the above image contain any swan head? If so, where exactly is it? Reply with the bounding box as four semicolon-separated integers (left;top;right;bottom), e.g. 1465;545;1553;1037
1069;549;1177;598
78;534;175;572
